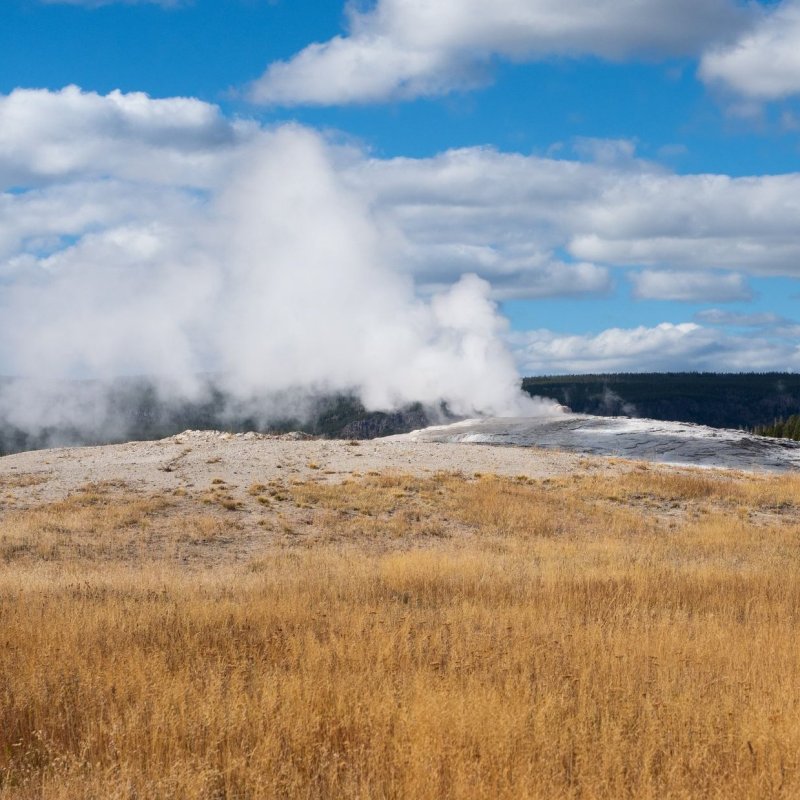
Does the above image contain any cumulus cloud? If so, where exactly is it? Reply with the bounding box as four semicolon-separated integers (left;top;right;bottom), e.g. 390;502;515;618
6;89;800;304
0;86;249;188
630;270;752;302
511;323;800;374
249;0;749;105
352;146;800;281
700;0;800;99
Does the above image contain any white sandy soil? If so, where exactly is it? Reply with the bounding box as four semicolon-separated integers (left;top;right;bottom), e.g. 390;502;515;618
0;430;602;508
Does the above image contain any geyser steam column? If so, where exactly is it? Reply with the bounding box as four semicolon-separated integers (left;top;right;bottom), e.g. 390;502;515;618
207;126;554;419
0;124;555;440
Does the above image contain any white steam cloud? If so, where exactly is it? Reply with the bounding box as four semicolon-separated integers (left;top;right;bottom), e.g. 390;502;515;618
0;122;552;439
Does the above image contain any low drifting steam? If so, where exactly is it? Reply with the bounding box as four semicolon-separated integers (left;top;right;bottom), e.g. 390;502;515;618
0;125;557;449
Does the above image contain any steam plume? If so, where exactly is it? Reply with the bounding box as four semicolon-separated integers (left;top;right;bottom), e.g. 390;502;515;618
0;124;554;444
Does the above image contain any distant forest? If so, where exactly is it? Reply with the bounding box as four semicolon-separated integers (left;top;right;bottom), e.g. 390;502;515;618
754;415;800;441
523;372;800;439
0;379;431;457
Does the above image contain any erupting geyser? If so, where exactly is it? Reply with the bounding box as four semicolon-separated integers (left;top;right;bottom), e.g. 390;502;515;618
0;125;556;449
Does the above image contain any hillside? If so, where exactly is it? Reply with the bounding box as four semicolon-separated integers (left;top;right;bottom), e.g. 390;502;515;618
523;372;800;430
754;413;800;441
0;379;431;456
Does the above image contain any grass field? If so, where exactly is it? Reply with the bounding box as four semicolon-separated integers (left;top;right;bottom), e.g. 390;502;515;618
1;464;800;798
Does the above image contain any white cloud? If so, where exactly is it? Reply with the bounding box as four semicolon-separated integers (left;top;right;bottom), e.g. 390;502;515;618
694;309;800;338
351;146;800;282
473;261;610;301
250;0;749;105
696;309;780;326
700;0;800;99
512;323;800;374
5;88;800;316
0;180;199;262
630;270;752;302
0;86;250;188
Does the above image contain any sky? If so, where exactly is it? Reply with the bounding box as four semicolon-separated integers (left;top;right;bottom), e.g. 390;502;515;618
2;0;800;387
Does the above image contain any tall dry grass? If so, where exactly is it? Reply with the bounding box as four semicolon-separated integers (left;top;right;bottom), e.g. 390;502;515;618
1;467;800;798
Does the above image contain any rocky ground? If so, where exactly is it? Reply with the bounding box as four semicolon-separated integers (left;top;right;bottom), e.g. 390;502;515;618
0;429;600;509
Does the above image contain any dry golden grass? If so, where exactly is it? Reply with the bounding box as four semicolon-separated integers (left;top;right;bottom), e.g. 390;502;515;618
0;472;50;490
0;473;51;508
1;466;800;798
0;483;249;564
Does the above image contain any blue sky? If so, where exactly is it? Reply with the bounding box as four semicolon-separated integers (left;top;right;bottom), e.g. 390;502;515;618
2;0;800;385
5;0;797;173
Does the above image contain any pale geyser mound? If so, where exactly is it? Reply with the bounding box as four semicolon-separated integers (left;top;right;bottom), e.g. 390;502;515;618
0;125;556;439
387;414;800;472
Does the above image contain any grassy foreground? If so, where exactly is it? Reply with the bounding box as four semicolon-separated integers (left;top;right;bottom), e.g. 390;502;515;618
1;465;800;798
